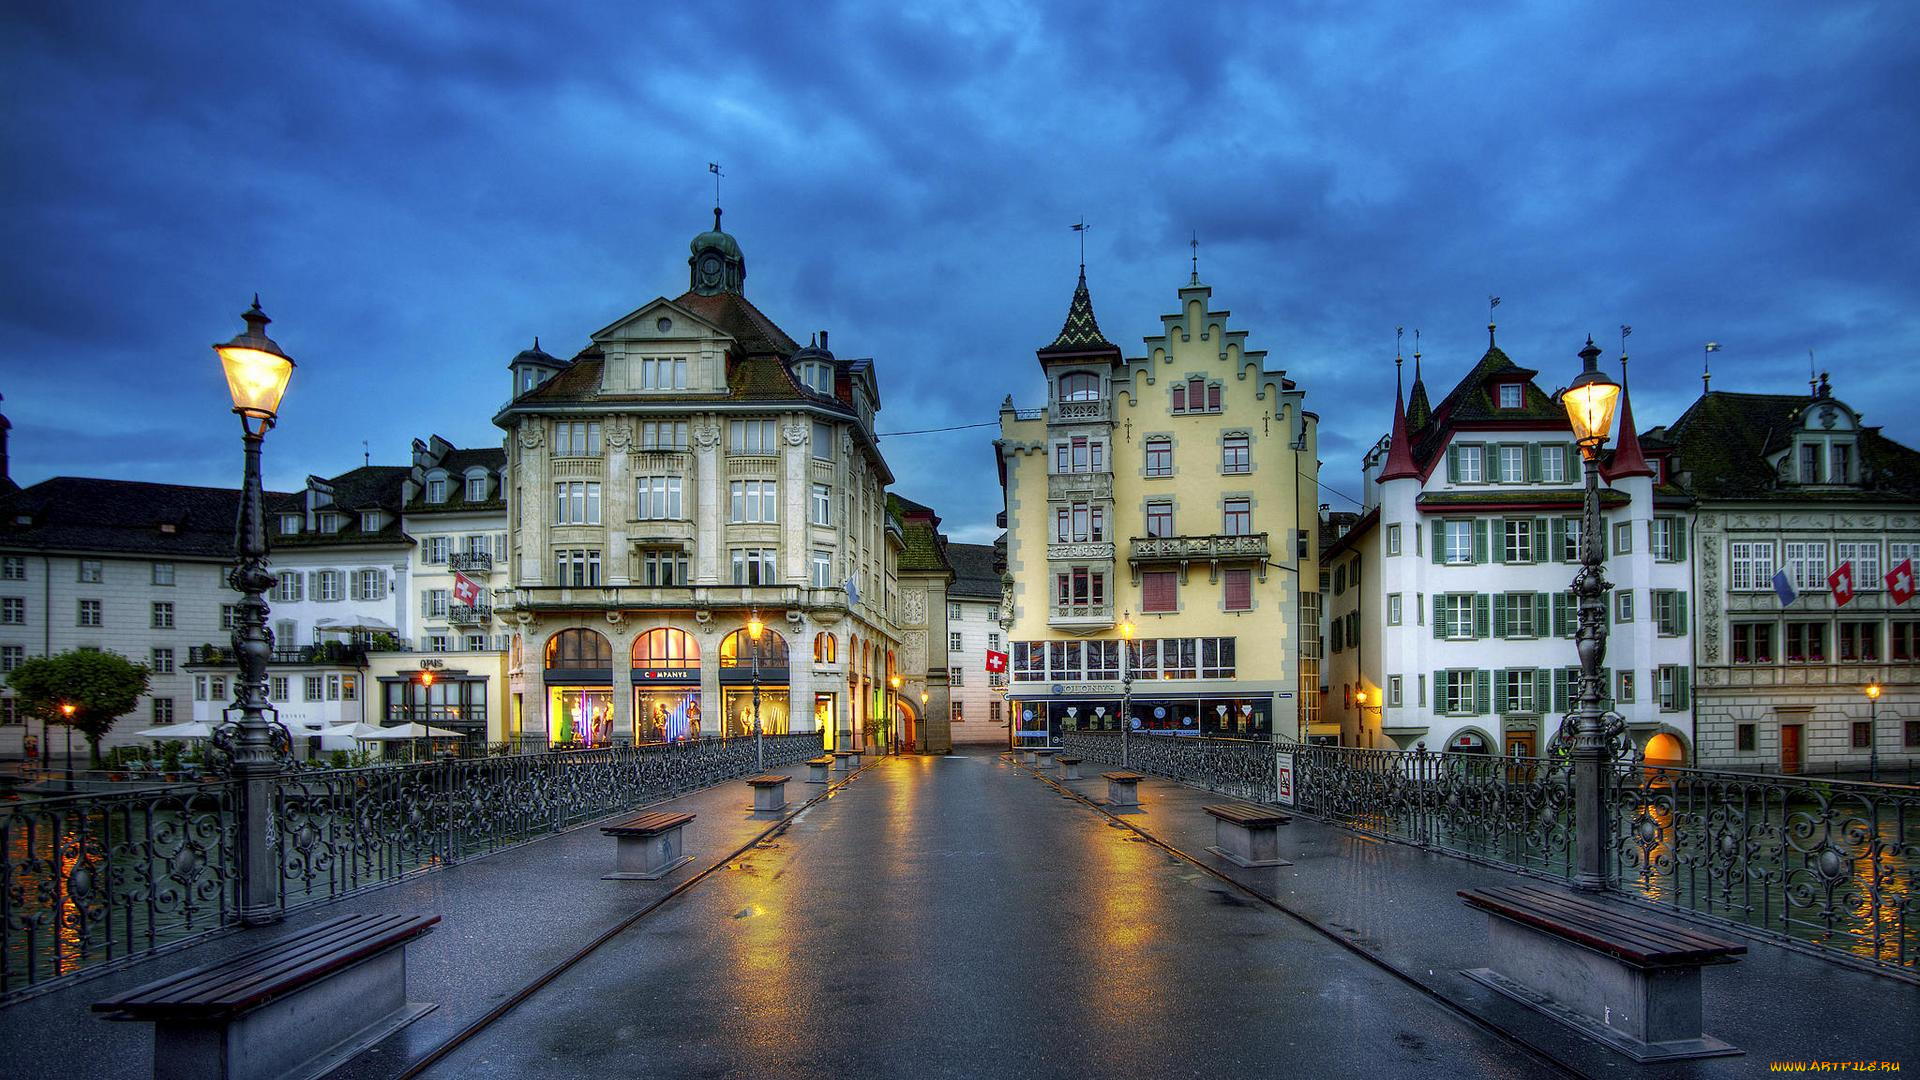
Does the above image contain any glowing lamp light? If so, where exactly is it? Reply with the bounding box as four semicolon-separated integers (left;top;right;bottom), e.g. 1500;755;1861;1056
920;691;929;705
419;670;435;688
1354;690;1368;707
215;298;295;429
1867;683;1881;701
60;703;75;719
1562;338;1619;453
746;608;764;643
890;674;902;690
1119;611;1135;641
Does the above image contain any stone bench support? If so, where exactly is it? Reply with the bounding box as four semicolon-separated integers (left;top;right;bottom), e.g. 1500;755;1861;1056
806;756;832;784
602;811;696;880
1058;756;1083;781
747;774;789;813
1102;771;1143;811
1203;803;1292;868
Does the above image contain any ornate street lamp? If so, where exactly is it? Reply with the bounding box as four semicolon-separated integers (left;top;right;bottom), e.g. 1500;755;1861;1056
213;297;296;925
1866;682;1881;781
1561;337;1620;892
747;608;765;769
889;674;902;755
1119;611;1136;768
60;702;74;790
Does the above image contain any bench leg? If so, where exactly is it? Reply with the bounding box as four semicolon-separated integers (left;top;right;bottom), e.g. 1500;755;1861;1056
752;785;788;813
606;827;693;881
1106;780;1140;811
807;763;830;784
1207;821;1291;868
1463;914;1740;1062
154;943;434;1080
1062;764;1081;781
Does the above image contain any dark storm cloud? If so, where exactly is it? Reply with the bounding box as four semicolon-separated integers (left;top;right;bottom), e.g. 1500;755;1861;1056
2;1;1916;543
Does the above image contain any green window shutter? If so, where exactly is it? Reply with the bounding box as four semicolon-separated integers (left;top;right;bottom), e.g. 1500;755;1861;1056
1474;520;1489;563
1526;443;1542;483
1473;594;1491;638
1432;528;1445;564
1547;518;1563;563
1432;595;1446;639
1677;667;1691;711
1532;518;1548;562
1551;593;1566;637
1674;517;1688;554
1447;445;1461;483
1535;669;1552;714
1434;670;1446;711
1493;668;1509;713
1675;592;1688;635
1533;592;1551;636
1491;519;1506;564
1474;669;1491;715
1553;668;1569;713
1492;593;1508;638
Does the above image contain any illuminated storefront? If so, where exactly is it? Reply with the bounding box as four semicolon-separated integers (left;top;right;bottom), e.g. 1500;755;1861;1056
719;627;789;738
546;627;614;748
632;628;702;742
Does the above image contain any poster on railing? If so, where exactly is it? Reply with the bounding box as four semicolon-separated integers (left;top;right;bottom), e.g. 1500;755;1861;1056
1274;751;1295;807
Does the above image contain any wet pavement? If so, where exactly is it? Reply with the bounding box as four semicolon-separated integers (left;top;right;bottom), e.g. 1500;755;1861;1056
420;752;1541;1079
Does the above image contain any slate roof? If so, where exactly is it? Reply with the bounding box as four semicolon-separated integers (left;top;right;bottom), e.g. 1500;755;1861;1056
1665;390;1920;502
671;290;799;357
0;477;271;560
1319;511;1362;558
268;466;413;549
1038;268;1117;356
889;495;953;575
405;448;507;515
1409;339;1567;467
945;542;1001;600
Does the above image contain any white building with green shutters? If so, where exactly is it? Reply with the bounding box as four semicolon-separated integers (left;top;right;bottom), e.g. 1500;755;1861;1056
1327;329;1696;764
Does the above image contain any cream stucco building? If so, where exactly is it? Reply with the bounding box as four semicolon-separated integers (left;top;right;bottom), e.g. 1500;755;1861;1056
996;267;1321;744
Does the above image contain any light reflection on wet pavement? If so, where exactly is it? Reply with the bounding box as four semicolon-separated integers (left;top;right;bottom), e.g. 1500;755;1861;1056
424;751;1540;1080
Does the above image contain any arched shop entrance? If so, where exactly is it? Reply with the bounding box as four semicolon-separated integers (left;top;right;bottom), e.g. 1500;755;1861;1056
1447;729;1492;755
719;628;789;738
1643;731;1688;768
546;628;613;747
632;628;701;743
896;695;917;752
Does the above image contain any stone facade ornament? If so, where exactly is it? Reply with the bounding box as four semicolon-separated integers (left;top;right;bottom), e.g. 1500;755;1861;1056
901;590;927;627
692;424;721;450
517;424;544;450
606;421;633;450
782;423;808;447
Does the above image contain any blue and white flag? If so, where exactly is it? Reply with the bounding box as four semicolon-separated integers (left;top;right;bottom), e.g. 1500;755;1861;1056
1772;569;1798;607
843;576;860;607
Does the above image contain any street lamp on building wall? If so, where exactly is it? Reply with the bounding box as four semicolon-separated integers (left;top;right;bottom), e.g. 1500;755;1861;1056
213;298;296;926
1119;611;1136;768
1866;682;1881;781
747;608;765;770
890;674;902;755
1561;337;1621;892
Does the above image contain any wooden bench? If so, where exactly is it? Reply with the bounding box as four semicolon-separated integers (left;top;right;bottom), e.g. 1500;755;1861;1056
601;810;696;880
747;773;789;813
1058;755;1084;781
831;750;861;774
94;913;439;1080
1459;884;1746;1061
1102;771;1144;810
805;755;833;784
1203;802;1293;868
1033;747;1059;769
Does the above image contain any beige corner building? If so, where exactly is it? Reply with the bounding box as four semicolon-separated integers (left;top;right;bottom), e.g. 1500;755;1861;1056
995;266;1321;744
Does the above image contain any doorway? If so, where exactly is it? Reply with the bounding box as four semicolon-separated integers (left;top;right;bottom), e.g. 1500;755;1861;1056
1506;732;1536;758
1780;723;1803;775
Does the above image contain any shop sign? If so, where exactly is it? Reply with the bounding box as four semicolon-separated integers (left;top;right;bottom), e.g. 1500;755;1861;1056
1274;752;1295;807
632;667;699;684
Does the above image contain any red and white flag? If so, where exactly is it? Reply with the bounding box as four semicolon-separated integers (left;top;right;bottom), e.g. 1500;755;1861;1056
1828;561;1856;607
1889;559;1917;606
985;650;1008;674
452;571;481;608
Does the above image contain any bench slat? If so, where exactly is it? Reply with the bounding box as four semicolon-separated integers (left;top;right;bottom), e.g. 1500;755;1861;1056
746;774;787;785
1204;803;1291;827
1481;886;1744;954
1461;886;1744;966
1101;772;1144;782
604;811;694;836
95;914;439;1020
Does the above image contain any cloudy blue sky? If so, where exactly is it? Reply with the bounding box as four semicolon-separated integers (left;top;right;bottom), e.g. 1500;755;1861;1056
4;1;1915;541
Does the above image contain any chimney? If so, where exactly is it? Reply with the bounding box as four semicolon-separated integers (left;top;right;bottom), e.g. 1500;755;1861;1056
819;330;830;354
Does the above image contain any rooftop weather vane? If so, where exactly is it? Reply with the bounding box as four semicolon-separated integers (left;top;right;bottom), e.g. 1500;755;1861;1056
1488;295;1501;345
1703;341;1720;391
1191;231;1200;283
1072;218;1088;268
708;161;723;206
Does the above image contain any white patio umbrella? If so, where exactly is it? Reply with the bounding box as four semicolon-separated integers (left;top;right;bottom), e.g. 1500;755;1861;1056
362;722;462;740
131;721;218;740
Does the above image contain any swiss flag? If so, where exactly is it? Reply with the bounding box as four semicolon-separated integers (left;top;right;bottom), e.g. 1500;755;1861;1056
1889;559;1917;606
985;650;1008;674
452;571;481;608
1828;561;1856;607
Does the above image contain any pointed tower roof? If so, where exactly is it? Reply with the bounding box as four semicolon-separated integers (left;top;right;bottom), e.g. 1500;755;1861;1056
1605;379;1654;480
1378;374;1420;482
1406;349;1432;431
1042;267;1114;353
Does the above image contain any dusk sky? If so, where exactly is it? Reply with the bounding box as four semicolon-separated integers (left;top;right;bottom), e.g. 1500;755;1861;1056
4;2;1916;543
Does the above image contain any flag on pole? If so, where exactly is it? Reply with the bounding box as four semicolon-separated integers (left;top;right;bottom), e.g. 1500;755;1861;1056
1772;569;1798;607
1889;559;1916;605
452;571;480;608
1827;561;1856;607
985;650;1008;674
843;576;860;607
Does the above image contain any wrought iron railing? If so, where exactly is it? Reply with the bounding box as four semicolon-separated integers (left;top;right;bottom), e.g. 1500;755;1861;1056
1059;731;1277;803
1612;763;1918;971
1;782;240;1000
446;603;492;626
276;732;822;911
0;732;822;1001
448;552;493;573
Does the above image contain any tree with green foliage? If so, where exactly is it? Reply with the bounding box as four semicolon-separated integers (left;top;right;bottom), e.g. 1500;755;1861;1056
5;649;152;767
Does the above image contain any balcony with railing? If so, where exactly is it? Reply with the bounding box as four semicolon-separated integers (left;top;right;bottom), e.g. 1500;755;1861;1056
1048;399;1110;425
187;643;370;667
1129;532;1270;568
447;604;493;626
1047;472;1113;501
449;551;493;574
1048;601;1114;630
1046;541;1115;562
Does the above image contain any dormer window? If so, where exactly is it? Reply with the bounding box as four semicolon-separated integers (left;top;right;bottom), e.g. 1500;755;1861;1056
639;357;688;390
796;361;834;395
280;514;303;536
361;511;382;532
317;512;342;534
1058;372;1100;402
466;473;488;501
426;478;448;504
1831;442;1853;484
1799;444;1822;484
1496;383;1523;409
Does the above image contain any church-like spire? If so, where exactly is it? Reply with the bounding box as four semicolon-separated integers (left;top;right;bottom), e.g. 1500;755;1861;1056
1406;333;1431;431
1044;266;1114;351
1379;356;1420;483
1605;355;1654;480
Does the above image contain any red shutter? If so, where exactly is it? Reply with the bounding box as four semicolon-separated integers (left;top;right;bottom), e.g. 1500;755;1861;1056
1143;571;1177;613
1225;570;1252;611
1171;385;1185;412
1206;383;1221;411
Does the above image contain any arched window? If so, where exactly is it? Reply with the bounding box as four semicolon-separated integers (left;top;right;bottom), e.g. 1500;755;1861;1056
1058;372;1100;402
545;628;611;669
813;632;836;663
632;628;699;668
719;628;789;667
